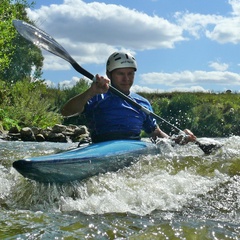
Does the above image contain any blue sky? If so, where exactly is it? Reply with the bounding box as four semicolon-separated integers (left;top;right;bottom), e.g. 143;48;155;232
26;0;240;92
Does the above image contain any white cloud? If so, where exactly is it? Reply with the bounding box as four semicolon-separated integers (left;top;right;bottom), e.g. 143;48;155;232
229;0;240;16
44;79;56;88
132;84;207;93
28;0;240;52
59;76;91;89
139;70;240;87
174;11;223;38
208;61;229;71
131;84;159;93
169;86;209;92
42;54;71;70
27;0;184;52
45;76;85;88
174;0;240;44
206;17;240;44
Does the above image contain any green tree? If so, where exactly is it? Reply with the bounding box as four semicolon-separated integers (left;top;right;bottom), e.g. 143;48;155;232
0;0;43;83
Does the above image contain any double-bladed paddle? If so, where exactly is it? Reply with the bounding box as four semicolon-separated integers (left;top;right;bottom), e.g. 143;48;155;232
12;19;221;154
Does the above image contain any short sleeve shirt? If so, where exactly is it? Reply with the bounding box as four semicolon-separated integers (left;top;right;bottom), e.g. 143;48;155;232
83;91;157;136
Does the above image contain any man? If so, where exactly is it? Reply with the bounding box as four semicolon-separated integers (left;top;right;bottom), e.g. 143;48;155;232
61;51;196;143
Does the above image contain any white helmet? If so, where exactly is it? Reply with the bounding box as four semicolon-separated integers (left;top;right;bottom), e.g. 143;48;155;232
106;52;137;72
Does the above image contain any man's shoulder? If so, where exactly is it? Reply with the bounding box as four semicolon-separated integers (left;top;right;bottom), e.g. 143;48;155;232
130;92;149;103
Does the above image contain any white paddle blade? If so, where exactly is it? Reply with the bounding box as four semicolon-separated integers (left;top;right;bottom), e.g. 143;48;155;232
13;20;95;80
13;19;73;63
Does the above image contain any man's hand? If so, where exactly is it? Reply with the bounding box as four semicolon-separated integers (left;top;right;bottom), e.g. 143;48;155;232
183;129;196;142
173;129;196;145
90;74;110;95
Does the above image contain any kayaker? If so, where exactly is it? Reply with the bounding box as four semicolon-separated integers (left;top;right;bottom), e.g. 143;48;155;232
61;51;196;144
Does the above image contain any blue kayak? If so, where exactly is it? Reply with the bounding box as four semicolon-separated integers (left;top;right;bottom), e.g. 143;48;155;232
13;140;159;183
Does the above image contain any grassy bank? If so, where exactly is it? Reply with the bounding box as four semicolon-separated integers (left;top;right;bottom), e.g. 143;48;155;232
140;91;240;137
0;79;239;138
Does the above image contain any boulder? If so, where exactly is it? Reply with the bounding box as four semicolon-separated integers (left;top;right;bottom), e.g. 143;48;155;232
20;127;36;141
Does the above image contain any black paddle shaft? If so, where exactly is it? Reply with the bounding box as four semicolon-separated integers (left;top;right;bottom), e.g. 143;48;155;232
12;20;181;132
12;19;221;154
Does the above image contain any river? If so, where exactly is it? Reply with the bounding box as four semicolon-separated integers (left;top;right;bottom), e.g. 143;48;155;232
0;136;239;239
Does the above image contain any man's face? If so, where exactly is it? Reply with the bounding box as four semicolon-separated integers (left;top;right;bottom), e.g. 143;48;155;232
110;68;135;95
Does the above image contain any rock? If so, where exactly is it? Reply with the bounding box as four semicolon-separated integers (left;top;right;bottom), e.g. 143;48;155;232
47;132;67;143
0;131;11;141
7;126;21;140
8;133;21;141
40;128;52;139
31;127;41;136
52;124;67;133
20;127;36;141
8;126;20;134
36;134;45;142
74;125;89;136
3;124;90;143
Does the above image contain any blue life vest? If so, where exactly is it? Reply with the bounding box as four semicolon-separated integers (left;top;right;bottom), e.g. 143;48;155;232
83;91;157;142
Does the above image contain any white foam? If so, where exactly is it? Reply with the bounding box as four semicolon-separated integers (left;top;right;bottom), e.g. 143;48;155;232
59;168;228;216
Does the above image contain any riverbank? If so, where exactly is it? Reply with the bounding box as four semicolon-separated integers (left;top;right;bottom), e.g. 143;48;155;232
1;79;240;138
0;124;90;143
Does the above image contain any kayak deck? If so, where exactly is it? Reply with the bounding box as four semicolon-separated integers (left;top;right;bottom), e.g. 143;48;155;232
13;140;159;183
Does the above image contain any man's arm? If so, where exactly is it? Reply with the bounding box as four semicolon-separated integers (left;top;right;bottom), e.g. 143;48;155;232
61;74;110;117
150;125;170;140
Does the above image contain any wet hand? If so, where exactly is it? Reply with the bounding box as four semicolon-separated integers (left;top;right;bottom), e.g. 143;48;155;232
183;129;196;142
172;129;196;145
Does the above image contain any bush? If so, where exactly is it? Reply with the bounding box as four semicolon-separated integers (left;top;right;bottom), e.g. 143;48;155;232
140;91;240;138
0;79;62;130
